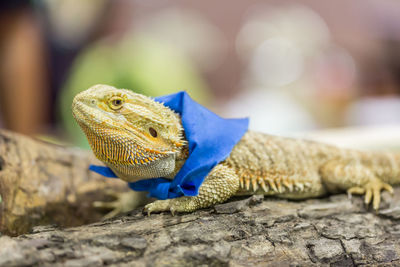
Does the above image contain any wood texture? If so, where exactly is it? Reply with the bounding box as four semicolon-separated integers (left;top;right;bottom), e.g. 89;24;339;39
1;193;400;266
0;130;128;236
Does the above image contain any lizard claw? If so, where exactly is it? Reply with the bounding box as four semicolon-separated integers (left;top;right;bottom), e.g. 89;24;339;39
143;197;197;215
170;207;176;216
143;202;167;216
93;200;122;220
144;199;174;215
347;180;393;210
94;191;145;219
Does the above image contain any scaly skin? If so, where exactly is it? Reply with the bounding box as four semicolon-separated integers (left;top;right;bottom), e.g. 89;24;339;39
72;84;397;216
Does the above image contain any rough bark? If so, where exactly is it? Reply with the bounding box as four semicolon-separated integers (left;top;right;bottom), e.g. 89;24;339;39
0;130;128;236
1;130;400;266
1;191;400;266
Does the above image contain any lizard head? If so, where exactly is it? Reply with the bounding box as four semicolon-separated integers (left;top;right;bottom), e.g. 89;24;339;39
72;84;187;182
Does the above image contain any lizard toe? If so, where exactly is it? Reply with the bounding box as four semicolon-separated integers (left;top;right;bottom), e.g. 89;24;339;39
368;180;393;210
93;200;118;209
347;186;365;199
382;183;394;195
364;188;373;205
94;191;144;219
144;199;173;215
93;200;123;220
349;179;393;210
170;207;176;216
372;187;381;211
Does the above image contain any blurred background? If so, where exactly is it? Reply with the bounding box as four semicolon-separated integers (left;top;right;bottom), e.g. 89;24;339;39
1;0;400;148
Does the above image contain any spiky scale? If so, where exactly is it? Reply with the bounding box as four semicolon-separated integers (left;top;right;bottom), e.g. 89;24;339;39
252;179;258;192
239;177;244;189
260;180;269;193
295;182;304;192
245;177;250;191
284;181;293;192
268;180;278;192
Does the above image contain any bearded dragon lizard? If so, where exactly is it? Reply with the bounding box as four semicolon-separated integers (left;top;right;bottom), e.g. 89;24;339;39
72;84;397;216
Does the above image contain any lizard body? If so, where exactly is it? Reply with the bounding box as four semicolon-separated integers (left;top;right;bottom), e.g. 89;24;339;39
72;84;396;215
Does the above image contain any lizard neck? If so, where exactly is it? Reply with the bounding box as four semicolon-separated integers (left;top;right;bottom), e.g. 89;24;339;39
165;143;189;179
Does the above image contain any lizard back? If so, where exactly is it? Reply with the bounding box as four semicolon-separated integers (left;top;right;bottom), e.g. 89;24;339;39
224;131;400;197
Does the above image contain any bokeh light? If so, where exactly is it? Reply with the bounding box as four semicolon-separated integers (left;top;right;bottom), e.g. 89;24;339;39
1;0;400;144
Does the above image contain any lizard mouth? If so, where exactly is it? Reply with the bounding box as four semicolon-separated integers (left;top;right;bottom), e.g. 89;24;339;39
72;99;115;129
72;98;94;126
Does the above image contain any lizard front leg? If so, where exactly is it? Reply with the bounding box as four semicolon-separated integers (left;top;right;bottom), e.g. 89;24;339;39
144;164;240;215
320;160;393;210
93;190;151;219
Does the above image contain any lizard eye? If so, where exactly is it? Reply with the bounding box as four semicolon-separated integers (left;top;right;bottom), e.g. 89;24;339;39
149;127;157;137
109;96;124;110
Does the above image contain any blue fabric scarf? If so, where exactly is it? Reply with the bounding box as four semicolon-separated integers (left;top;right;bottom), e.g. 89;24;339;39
89;91;249;200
